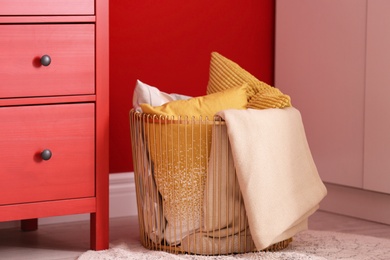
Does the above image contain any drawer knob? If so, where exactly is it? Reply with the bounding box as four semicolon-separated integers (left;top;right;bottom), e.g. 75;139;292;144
41;149;52;161
40;55;51;66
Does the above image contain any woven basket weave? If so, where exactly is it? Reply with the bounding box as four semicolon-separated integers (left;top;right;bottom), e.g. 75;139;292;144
129;109;292;255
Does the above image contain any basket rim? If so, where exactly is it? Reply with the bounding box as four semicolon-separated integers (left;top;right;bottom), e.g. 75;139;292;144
130;109;225;124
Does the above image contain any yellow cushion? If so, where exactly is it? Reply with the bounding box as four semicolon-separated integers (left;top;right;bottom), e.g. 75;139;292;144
141;84;248;118
140;84;248;244
207;52;292;109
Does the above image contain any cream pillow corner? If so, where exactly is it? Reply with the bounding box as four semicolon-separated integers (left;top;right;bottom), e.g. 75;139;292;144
132;79;191;111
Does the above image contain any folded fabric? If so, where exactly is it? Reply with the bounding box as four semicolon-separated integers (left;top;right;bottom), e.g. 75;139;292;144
131;110;165;244
203;123;248;237
217;107;327;250
181;229;256;255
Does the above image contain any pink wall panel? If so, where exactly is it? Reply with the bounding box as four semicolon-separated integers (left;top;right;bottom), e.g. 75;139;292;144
109;0;275;173
364;0;390;193
275;0;366;187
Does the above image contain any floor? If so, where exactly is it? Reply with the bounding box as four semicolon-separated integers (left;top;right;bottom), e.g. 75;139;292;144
1;210;390;260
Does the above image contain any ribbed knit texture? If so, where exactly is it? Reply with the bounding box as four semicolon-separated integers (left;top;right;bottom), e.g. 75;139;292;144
207;52;291;109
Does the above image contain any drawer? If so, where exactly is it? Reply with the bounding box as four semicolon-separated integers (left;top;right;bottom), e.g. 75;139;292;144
0;24;95;98
0;0;94;16
0;103;95;205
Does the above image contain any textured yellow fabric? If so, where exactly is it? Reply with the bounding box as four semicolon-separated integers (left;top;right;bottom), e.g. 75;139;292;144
247;87;291;109
141;85;248;244
207;52;291;109
140;84;248;118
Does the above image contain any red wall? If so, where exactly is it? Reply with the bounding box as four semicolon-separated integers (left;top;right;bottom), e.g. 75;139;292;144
109;0;275;173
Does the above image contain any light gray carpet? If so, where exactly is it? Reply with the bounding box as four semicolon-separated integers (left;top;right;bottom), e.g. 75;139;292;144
78;230;390;259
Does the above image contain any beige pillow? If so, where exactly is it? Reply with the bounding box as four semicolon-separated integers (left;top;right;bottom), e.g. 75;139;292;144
207;52;291;109
132;79;191;111
140;84;248;245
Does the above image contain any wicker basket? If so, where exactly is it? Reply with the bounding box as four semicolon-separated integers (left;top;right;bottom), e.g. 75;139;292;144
129;109;292;255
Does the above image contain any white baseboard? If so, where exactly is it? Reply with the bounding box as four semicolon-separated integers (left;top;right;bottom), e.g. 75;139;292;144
108;171;138;219
4;175;389;229
0;172;137;229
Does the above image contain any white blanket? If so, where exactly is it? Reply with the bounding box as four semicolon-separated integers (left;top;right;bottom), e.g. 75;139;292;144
217;107;327;250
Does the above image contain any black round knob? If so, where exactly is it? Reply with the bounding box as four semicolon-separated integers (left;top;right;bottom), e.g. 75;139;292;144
40;55;51;66
41;149;52;161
